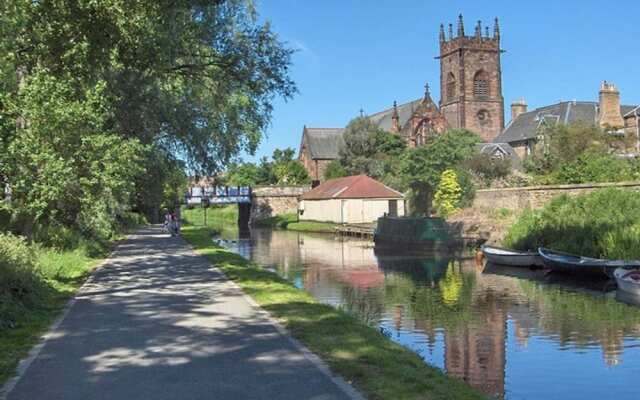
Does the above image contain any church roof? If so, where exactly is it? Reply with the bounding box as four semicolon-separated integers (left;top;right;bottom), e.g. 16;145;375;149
301;174;403;200
494;101;638;144
302;127;345;159
368;98;423;131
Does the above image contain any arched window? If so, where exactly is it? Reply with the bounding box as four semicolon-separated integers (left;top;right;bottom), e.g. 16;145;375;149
473;70;490;98
446;73;456;101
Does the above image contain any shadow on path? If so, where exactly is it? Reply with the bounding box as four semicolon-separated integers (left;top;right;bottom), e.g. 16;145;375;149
7;226;355;400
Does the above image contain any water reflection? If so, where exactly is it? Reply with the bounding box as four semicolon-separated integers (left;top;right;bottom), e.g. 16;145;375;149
219;229;640;400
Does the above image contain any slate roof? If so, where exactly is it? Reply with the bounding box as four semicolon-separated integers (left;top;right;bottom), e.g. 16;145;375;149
302;127;345;159
301;175;404;200
476;143;522;169
623;106;640;118
368;98;423;131
494;101;638;144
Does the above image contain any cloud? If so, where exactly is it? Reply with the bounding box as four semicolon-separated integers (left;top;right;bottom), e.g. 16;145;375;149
289;38;319;64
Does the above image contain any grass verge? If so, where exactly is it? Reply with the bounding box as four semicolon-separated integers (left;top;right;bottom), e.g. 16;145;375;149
181;223;485;400
0;235;118;385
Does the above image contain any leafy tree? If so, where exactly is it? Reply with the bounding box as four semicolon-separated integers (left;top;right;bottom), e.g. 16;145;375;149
270;148;310;185
324;161;348;181
400;129;481;215
526;122;608;174
225;162;264;186
373;130;407;158
338;116;385;176
434;170;462;218
225;147;309;186
0;1;296;236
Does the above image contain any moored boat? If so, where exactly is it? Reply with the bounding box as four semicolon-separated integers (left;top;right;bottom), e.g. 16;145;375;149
538;247;640;278
481;245;543;267
614;268;640;297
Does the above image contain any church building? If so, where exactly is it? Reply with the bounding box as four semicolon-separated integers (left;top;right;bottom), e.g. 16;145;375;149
299;15;510;182
298;15;638;182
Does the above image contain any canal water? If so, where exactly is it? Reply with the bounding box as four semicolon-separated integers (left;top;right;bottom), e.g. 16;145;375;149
216;228;640;400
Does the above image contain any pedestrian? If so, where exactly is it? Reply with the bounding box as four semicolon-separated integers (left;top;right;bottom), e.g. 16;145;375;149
163;210;172;235
170;211;180;235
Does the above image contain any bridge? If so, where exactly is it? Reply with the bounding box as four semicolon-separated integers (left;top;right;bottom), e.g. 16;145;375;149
185;186;252;205
184;185;310;231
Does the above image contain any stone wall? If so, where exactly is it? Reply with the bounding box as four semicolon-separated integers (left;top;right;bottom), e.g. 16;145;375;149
473;181;640;212
250;185;310;224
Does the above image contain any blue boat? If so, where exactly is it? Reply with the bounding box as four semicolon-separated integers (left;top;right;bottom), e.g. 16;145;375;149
538;247;640;278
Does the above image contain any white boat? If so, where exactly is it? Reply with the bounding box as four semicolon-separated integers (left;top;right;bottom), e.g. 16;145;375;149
481;245;544;267
614;268;640;296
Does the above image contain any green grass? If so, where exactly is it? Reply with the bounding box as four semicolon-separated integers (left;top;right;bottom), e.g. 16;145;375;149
180;222;485;400
0;242;110;385
505;188;640;259
181;205;239;226
287;220;338;233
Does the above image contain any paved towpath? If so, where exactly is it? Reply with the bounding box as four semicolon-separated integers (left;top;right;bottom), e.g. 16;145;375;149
4;226;360;400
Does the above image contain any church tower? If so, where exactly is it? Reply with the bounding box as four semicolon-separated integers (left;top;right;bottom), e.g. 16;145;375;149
438;15;505;142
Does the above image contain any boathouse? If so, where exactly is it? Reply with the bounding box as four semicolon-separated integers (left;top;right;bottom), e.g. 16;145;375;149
298;175;404;224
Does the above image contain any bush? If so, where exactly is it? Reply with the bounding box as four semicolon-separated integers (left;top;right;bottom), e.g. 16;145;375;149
504;188;640;259
434;170;462;218
32;224;82;250
465;153;511;185
117;212;148;231
550;153;638;184
0;233;46;328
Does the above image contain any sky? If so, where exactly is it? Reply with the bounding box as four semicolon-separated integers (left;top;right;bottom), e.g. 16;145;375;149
245;0;640;161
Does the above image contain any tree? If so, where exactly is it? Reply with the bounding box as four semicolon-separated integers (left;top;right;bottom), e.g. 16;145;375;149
324;160;348;180
0;1;295;236
434;170;462;218
526;122;609;174
338;116;385;176
225;147;309;186
400;129;481;215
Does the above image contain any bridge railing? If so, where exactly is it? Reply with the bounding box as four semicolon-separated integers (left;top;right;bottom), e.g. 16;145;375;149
185;186;252;205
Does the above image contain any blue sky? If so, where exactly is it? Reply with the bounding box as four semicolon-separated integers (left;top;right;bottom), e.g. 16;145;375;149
246;0;640;161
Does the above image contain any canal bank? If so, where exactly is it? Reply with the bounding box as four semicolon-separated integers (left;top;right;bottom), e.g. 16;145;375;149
208;226;640;400
181;223;486;400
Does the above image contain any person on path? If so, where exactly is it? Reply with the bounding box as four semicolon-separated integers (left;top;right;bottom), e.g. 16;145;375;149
170;211;179;235
163;210;173;235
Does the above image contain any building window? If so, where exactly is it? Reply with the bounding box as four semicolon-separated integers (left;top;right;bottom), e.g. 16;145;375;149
446;73;456;101
473;70;490;99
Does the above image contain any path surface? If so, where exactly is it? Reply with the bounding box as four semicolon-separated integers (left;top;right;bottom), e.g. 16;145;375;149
5;226;358;400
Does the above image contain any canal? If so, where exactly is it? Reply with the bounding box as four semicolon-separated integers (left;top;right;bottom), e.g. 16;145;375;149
216;228;640;400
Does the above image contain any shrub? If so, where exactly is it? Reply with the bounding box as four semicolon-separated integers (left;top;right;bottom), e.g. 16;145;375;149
0;233;45;328
465;153;511;184
551;152;638;184
504;188;640;259
434;170;462;218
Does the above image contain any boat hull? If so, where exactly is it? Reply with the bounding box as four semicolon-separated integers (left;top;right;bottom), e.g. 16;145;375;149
482;245;543;267
614;268;640;297
538;248;639;278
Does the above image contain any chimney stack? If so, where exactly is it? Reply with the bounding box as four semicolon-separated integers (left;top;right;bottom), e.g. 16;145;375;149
510;98;527;121
598;81;624;128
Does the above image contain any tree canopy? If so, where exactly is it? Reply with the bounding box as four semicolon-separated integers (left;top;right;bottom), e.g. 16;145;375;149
0;0;295;234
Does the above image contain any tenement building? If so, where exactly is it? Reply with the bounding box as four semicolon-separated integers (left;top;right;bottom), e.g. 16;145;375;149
299;15;510;182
